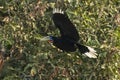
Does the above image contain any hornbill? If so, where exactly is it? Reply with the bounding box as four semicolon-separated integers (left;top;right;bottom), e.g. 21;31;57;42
41;8;98;58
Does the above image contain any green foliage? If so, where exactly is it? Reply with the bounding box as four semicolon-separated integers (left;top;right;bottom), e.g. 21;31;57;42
0;0;120;80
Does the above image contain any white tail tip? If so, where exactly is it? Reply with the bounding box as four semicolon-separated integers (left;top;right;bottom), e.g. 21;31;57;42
84;46;98;58
53;8;64;14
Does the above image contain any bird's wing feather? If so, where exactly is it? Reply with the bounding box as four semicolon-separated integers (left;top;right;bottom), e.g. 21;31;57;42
52;8;79;42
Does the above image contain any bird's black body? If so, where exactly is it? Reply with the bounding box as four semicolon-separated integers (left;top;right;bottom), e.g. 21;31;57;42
51;36;89;53
51;36;77;52
41;8;98;58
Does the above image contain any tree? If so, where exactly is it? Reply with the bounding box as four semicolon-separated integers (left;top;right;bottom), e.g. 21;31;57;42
0;0;120;80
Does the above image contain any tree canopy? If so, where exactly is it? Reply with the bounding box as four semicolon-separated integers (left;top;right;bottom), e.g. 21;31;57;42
0;0;120;80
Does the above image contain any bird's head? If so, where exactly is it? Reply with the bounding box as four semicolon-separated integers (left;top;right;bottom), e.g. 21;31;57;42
40;36;53;43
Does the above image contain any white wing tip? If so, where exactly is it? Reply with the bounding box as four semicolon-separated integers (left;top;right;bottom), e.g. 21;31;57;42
84;46;98;58
53;8;64;14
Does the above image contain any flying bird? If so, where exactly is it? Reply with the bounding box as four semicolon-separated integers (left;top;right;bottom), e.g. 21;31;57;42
41;8;98;58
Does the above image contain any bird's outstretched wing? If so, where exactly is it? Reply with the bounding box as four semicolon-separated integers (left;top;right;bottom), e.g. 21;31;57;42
52;8;79;42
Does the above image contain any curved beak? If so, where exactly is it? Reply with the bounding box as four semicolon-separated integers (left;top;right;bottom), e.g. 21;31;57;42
40;36;51;41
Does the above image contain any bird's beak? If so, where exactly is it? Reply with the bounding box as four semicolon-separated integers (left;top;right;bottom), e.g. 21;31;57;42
40;36;51;41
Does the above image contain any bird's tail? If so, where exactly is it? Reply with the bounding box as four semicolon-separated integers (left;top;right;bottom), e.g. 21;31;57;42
76;43;98;58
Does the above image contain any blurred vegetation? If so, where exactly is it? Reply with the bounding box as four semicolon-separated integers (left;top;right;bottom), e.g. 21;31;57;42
0;0;120;80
